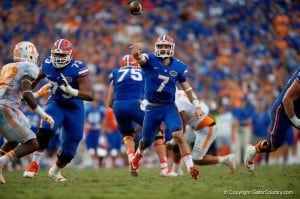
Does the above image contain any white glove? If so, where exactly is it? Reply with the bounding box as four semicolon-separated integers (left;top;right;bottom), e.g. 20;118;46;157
59;74;78;97
290;115;300;128
35;106;55;128
140;99;149;111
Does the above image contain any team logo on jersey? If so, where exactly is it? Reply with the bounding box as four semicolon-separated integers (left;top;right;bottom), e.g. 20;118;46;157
65;76;72;83
45;58;51;64
170;70;177;76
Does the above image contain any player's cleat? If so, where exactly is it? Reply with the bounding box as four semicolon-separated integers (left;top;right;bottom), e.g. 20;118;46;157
189;166;199;179
226;154;236;174
129;164;138;177
245;145;257;172
175;168;184;176
131;153;143;170
23;161;39;178
160;168;178;177
48;166;67;182
0;174;6;184
128;154;138;177
170;164;184;176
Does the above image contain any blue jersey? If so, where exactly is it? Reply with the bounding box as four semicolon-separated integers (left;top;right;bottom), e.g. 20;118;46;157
109;66;144;101
42;56;89;108
85;103;106;130
40;56;90;158
266;67;300;148
277;69;300;116
109;65;145;136
142;54;188;104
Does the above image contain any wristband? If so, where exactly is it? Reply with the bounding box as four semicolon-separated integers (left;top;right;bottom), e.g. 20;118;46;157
290;115;300;125
33;92;39;98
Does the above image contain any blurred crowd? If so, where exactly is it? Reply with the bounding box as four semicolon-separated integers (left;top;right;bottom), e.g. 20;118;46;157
1;0;300;170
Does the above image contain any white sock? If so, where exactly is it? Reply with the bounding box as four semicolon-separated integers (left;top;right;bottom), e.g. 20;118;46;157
182;154;193;171
160;162;168;170
32;150;45;163
218;156;227;164
52;164;61;174
0;156;9;165
171;163;181;172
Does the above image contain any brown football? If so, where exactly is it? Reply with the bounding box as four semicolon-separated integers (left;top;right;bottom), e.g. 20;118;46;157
129;1;143;15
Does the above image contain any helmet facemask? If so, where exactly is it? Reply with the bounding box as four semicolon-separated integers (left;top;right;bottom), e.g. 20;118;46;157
51;52;72;68
154;35;175;58
50;39;73;68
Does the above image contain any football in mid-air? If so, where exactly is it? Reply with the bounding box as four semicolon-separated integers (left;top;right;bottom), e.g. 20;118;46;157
129;1;143;15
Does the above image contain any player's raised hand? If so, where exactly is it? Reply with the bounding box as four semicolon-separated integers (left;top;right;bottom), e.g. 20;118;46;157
42;113;55;128
34;106;55;128
130;43;142;57
34;83;52;98
130;43;146;64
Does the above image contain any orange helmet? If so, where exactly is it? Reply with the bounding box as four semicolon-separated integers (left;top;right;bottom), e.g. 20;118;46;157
155;35;175;58
51;39;73;68
120;55;139;68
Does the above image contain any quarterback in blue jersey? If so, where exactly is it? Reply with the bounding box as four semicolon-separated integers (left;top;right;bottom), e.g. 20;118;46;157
245;65;300;172
23;39;94;182
107;55;174;177
130;35;202;179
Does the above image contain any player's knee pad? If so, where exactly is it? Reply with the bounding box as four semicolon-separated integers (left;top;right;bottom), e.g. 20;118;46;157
57;153;73;166
36;128;55;150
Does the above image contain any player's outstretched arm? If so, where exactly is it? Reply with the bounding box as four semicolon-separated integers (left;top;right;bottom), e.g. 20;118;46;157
21;75;54;128
180;81;203;119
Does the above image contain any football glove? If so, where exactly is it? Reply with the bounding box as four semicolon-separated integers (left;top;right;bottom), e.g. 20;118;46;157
140;99;148;111
35;106;55;128
33;83;52;98
290;115;300;128
59;74;78;97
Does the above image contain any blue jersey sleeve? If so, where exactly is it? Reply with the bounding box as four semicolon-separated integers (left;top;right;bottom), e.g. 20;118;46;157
176;59;188;83
296;71;300;82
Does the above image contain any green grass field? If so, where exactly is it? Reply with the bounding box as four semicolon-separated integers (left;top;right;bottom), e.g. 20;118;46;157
0;165;299;199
